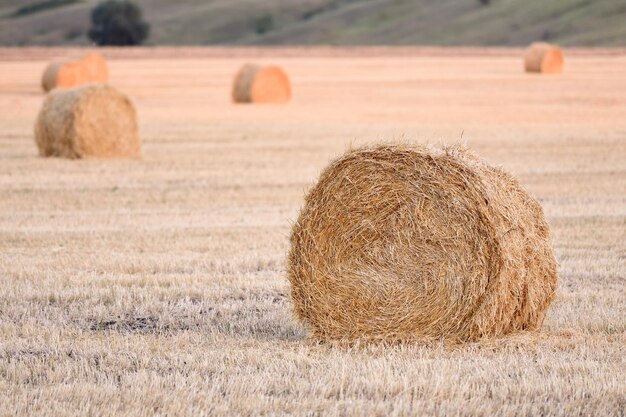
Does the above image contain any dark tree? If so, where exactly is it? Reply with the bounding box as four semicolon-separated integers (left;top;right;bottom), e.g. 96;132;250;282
88;0;149;46
254;14;274;35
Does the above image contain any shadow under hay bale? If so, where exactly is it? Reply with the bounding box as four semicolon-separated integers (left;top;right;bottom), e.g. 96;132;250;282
288;144;558;343
41;52;109;92
232;64;291;103
34;84;141;159
524;42;564;74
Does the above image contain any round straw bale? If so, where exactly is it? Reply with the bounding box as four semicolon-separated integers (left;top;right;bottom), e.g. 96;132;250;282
524;42;564;74
41;61;87;92
232;64;291;103
82;52;109;84
34;84;140;159
288;144;558;342
41;52;109;92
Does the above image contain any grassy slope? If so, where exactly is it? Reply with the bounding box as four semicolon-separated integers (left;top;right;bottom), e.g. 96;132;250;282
251;0;626;46
1;0;625;46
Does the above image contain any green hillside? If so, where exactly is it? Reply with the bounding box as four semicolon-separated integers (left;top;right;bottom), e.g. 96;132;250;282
1;0;625;46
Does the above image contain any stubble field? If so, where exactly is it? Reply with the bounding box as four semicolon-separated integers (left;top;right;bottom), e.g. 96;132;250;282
0;47;625;416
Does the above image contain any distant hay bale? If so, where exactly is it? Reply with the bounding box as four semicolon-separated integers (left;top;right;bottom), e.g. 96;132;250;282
41;61;87;92
232;64;291;103
288;144;558;343
524;42;564;74
34;84;141;159
41;52;109;92
82;52;109;84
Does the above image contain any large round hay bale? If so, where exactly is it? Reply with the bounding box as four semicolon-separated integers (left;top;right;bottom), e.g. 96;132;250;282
34;84;141;159
232;64;291;103
288;144;558;342
524;42;564;74
41;61;87;92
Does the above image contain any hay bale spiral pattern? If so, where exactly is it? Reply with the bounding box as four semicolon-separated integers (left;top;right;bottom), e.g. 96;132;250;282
288;144;558;342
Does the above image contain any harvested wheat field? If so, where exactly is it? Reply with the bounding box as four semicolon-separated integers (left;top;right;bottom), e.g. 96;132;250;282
0;47;625;417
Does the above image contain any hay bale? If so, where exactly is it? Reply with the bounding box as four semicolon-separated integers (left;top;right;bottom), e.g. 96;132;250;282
288;144;558;342
34;84;141;159
524;42;564;74
232;64;291;103
41;52;109;92
41;61;87;92
82;52;109;84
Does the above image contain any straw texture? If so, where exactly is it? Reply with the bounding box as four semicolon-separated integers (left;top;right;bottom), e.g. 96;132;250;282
288;144;558;343
34;84;140;159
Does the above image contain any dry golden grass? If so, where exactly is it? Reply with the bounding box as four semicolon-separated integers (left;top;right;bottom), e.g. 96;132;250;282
0;47;625;416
